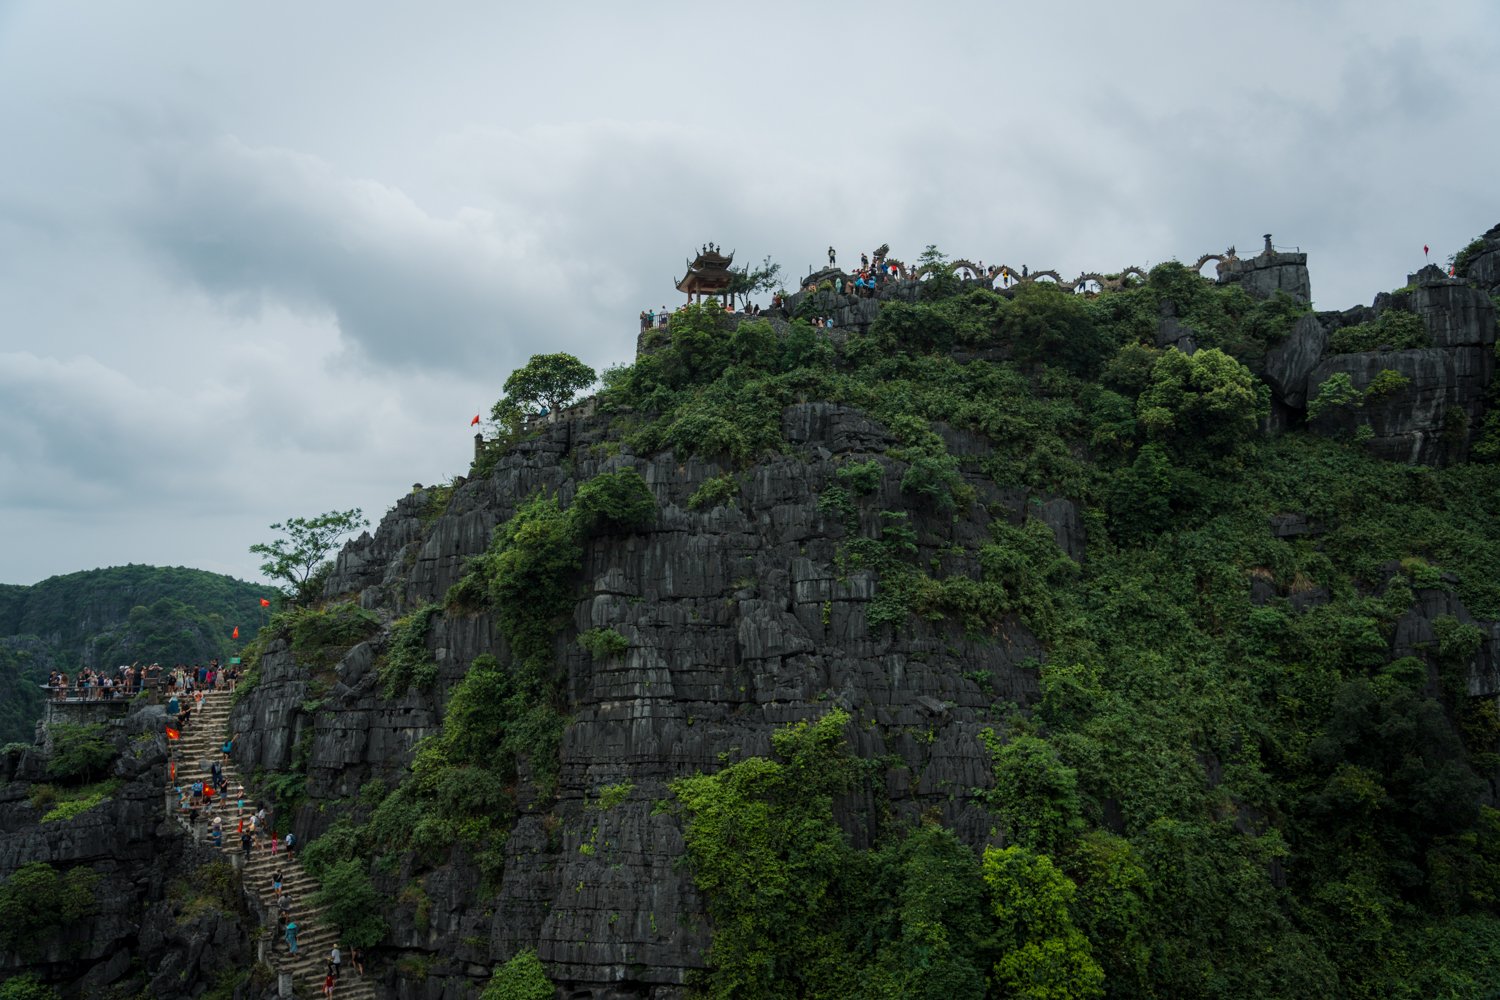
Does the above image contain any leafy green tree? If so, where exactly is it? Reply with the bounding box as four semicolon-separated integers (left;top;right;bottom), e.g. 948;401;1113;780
502;352;596;415
481;949;553;1000
727;255;782;309
250;508;368;603
0;862;99;958
310;858;387;950
871;824;991;1000
1306;372;1362;422
1137;347;1268;461
45;723;115;783
671;711;858;999
569;469;657;535
918;244;959;300
1000;281;1111;376
983;731;1085;857
982;845;1104;1000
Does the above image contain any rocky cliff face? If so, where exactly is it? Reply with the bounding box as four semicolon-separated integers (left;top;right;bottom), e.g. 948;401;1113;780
1259;264;1497;463
233;400;1047;998
0;708;254;998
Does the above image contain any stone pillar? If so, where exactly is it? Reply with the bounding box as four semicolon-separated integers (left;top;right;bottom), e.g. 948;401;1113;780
278;971;293;998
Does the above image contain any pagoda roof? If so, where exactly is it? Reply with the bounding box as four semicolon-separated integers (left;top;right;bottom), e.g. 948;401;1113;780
687;247;734;271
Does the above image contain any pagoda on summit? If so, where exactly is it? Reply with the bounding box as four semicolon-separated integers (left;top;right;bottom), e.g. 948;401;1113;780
675;243;735;302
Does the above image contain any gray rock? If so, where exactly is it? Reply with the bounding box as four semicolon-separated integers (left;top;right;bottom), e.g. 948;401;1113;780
1305;346;1493;464
1217;251;1312;302
1263;313;1327;408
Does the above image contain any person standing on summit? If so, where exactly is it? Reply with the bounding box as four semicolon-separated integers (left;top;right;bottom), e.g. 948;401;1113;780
828;246;836;266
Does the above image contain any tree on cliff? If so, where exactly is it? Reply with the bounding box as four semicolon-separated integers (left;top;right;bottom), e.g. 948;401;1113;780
501;353;596;416
726;254;782;309
250;508;368;604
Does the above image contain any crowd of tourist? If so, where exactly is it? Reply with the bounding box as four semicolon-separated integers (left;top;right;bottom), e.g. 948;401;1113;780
45;659;241;702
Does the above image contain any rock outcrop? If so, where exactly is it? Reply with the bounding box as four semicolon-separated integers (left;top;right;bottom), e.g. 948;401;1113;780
1218;250;1312;303
1461;222;1500;295
241;399;1046;998
1300;266;1495;463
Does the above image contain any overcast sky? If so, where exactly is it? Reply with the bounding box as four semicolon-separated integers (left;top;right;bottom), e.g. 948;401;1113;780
1;0;1494;587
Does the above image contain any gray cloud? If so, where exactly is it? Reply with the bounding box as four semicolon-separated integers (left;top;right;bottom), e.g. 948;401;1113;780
1;0;1496;585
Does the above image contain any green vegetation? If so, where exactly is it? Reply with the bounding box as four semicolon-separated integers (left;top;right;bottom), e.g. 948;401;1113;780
44;723;115;783
300;469;661;897
249;508;369;604
283;602;382;668
379;602;441;698
1450;237;1487;278
481;949;553;1000
593;252;1500;998
577;627;629;660
0;974;60;1000
1327;309;1430;354
310;858;388;949
36;778;121;823
168;861;238;923
688;473;739;510
0;642;45;749
0;862;98;958
500;352;596;416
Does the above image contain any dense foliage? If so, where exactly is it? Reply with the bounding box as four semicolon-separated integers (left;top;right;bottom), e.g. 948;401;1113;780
480;949;554;1000
602;259;1500;997
0;862;98;958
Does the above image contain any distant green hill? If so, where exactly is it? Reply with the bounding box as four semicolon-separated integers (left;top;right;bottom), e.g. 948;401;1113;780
0;565;278;745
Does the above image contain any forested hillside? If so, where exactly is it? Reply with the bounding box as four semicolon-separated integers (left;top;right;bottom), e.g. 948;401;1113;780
0;566;276;745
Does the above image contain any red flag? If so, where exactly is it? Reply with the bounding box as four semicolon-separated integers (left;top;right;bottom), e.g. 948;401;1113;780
470;414;481;426
165;727;180;741
260;598;270;608
1424;244;1430;257
232;626;239;639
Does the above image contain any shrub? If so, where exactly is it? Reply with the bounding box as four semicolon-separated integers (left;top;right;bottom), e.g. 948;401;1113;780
1307;372;1362;421
39;779;120;823
300;817;363;880
45;724;115;783
570;469;657;535
687;474;738;510
0;974;60;1000
577;627;629;660
1137;348;1268;462
311;858;388;950
1451;237;1488;279
380;602;441;698
481;949;553;1000
287;602;381;668
836;459;883;496
1363;368;1411;401
982;845;1104;1000
1001;281;1111;376
1327;310;1429;354
900;452;971;512
982;732;1085;856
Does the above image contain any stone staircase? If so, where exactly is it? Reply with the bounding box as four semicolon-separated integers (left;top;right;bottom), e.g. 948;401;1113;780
169;689;376;998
